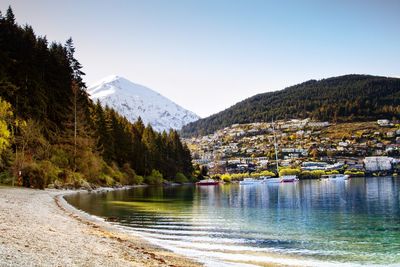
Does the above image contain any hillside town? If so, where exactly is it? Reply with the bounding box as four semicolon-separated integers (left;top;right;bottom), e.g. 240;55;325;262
183;119;400;177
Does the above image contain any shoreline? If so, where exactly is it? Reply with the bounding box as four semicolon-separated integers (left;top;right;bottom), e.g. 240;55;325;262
0;186;201;267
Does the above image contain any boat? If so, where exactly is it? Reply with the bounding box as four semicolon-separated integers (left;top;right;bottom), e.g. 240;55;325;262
325;174;350;180
239;178;262;185
280;175;299;183
196;179;220;186
263;177;281;184
271;119;298;183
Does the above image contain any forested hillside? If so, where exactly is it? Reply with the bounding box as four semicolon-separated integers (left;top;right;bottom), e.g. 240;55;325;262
182;75;400;136
0;7;193;188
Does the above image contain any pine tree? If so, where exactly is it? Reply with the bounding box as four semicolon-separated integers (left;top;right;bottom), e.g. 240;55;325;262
5;6;15;24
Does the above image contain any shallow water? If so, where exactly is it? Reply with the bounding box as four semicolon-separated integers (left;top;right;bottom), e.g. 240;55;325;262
65;177;400;266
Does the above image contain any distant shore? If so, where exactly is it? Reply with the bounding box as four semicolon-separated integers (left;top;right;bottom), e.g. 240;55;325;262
0;186;201;267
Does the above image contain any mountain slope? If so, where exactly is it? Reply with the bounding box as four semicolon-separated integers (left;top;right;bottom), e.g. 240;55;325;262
87;75;200;132
181;74;400;136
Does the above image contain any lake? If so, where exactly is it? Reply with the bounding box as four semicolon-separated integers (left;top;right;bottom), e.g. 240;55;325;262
65;177;400;267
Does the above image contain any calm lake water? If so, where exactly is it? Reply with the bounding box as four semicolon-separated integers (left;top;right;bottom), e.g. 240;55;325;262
65;177;400;267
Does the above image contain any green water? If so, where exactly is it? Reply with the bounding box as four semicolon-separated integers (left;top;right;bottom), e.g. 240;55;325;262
65;177;400;266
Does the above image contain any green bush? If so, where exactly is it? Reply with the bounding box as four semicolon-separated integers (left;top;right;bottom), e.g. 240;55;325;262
325;170;339;175
188;175;198;183
220;173;231;182
279;168;301;177
0;171;14;185
122;163;143;185
98;173;115;186
251;170;276;177
231;173;250;180
175;172;189;183
68;172;86;188
38;160;61;185
50;148;70;169
78;152;103;184
299;170;326;179
134;174;144;185
144;169;163;185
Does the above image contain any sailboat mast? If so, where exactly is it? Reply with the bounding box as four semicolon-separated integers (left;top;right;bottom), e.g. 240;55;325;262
272;119;279;175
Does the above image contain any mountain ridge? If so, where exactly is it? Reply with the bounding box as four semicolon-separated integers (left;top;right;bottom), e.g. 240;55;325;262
181;74;400;137
87;75;200;132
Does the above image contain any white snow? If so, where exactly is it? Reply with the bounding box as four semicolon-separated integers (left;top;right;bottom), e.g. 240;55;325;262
87;75;200;132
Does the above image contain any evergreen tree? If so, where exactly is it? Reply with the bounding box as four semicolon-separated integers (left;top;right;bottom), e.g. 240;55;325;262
5;6;15;24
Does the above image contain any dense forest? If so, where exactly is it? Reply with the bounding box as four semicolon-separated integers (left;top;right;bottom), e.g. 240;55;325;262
182;75;400;137
0;7;194;189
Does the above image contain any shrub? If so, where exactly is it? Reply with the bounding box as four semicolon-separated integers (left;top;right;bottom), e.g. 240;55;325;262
38;160;61;185
299;170;326;179
220;173;231;182
279;167;301;176
325;170;339;175
50;148;70;169
188;175;198;183
134;174;144;185
122;163;143;185
68;172;86;188
251;170;276;177
0;171;14;185
77;152;103;184
99;173;115;186
175;172;189;183
230;173;250;180
21;163;45;189
144;169;163;185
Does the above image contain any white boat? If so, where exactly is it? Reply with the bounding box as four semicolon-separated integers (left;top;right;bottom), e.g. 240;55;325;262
239;178;262;185
271;119;298;183
280;175;299;183
263;177;281;184
324;174;350;180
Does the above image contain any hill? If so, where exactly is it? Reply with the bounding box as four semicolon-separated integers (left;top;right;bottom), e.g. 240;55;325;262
87;75;199;132
181;75;400;136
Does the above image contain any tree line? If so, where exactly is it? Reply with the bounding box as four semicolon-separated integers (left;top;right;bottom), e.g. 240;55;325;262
0;7;193;188
181;74;400;136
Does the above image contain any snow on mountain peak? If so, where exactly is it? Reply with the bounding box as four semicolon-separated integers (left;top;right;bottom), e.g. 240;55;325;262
87;76;200;132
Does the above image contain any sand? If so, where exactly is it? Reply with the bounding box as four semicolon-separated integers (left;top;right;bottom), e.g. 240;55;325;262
0;186;201;267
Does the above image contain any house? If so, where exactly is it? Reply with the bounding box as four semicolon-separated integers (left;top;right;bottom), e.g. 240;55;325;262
364;156;393;171
338;141;349;147
301;161;328;170
377;119;390;126
387;131;395;138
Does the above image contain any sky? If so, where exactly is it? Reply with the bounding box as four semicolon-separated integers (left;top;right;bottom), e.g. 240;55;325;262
1;0;400;117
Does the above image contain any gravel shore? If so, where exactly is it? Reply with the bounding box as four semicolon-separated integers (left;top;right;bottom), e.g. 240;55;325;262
0;186;201;267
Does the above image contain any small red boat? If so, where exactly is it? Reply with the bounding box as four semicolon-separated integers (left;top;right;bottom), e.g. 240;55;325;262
196;179;220;186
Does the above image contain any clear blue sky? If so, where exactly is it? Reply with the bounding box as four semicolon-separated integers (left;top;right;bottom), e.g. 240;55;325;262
2;0;400;117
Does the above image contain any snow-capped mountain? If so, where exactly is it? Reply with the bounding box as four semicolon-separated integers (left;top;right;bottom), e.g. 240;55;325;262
87;75;200;132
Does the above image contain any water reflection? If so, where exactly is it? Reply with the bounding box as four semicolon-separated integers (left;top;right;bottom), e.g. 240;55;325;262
66;177;400;266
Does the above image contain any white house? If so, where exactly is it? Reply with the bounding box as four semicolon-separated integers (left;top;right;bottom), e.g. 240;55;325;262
377;119;390;126
364;156;393;171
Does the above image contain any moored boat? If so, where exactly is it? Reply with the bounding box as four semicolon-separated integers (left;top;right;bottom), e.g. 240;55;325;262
196;179;220;185
271;119;298;184
280;175;299;183
322;174;350;180
239;178;262;185
263;177;281;184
